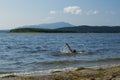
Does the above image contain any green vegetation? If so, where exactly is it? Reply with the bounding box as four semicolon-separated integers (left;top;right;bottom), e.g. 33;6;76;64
57;25;120;33
74;67;86;71
0;72;12;74
10;28;75;33
10;26;120;33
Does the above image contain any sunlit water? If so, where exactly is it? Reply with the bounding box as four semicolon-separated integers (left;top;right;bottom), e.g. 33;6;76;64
0;33;120;72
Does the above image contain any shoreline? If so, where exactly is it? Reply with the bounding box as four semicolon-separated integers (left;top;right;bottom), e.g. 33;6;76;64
0;64;120;80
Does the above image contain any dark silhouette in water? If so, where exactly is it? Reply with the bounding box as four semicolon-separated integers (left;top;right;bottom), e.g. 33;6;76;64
66;43;77;53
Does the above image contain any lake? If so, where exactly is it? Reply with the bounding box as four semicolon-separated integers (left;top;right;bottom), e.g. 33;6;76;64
0;33;120;72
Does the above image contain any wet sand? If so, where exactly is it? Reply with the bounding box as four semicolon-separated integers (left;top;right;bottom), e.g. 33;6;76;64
0;64;120;80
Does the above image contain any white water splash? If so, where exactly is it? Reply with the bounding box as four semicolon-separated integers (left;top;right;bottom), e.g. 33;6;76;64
60;45;71;53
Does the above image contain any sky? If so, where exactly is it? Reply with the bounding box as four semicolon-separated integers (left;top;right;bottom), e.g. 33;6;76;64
0;0;120;30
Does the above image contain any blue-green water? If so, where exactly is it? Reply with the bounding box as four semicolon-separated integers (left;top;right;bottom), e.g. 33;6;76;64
0;33;120;72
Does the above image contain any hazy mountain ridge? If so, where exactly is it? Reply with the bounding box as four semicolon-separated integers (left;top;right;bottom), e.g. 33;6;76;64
20;22;74;29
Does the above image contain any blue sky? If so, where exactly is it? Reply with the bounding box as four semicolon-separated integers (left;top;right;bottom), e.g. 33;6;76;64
0;0;120;30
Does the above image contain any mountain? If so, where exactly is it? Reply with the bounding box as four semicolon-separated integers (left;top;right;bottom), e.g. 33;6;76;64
20;22;74;29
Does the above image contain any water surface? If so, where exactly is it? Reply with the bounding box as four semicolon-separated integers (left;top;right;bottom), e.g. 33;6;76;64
0;33;120;72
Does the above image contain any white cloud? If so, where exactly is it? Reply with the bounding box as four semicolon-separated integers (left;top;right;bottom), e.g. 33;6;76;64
105;11;116;15
50;10;56;14
93;10;99;14
64;6;82;15
86;10;99;15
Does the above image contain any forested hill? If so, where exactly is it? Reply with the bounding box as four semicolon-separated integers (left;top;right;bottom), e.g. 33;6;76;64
56;25;120;33
10;28;75;33
10;26;120;33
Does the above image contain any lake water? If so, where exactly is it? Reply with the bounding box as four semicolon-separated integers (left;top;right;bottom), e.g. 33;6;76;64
0;33;120;72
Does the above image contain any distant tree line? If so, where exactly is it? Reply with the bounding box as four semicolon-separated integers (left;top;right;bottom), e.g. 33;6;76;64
10;26;120;33
56;25;120;33
10;28;75;33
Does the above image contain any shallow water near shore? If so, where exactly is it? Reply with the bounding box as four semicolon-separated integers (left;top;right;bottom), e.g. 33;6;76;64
0;33;120;72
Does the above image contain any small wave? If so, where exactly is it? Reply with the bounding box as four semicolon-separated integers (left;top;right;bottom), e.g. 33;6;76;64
32;58;120;66
17;49;48;54
58;50;94;55
78;58;120;63
94;58;120;62
26;60;86;69
78;50;94;54
94;48;120;53
25;50;48;53
0;67;74;77
31;60;81;65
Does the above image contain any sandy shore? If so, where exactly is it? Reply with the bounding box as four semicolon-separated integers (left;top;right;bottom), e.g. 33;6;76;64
0;64;120;80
